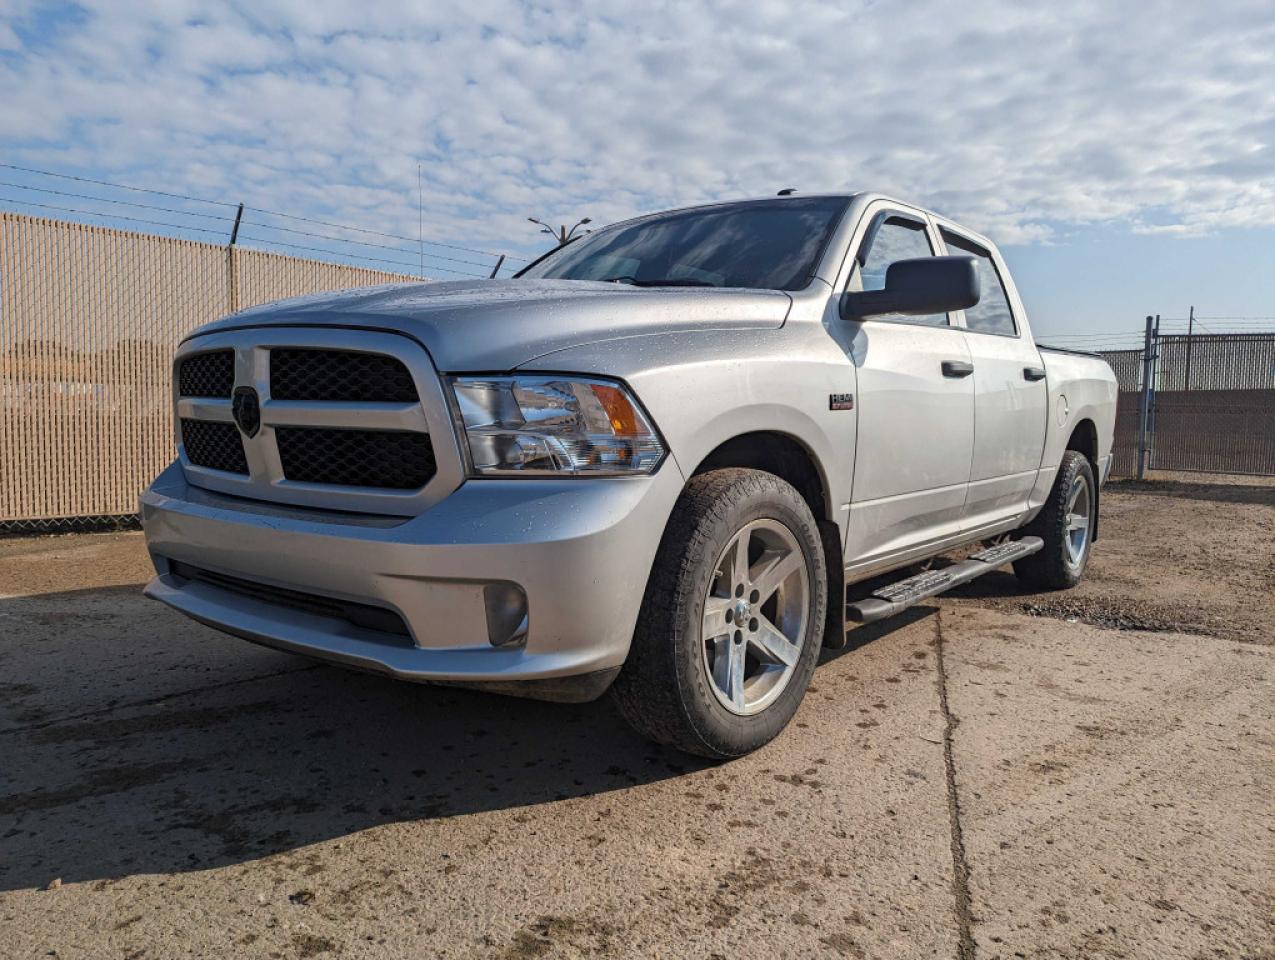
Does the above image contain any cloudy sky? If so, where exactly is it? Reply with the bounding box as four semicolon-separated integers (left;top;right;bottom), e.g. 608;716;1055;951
3;0;1274;341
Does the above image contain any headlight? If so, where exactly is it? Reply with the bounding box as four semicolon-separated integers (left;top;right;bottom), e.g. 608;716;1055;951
449;376;666;476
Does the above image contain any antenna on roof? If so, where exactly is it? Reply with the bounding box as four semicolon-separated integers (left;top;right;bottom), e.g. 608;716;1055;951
777;188;797;196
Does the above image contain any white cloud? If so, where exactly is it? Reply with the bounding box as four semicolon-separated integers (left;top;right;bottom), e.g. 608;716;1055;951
1;0;1273;263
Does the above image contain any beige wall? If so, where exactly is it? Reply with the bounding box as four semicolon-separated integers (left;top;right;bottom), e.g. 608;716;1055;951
1;212;419;521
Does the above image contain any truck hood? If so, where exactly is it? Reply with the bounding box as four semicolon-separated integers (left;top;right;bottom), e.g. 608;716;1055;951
191;279;793;371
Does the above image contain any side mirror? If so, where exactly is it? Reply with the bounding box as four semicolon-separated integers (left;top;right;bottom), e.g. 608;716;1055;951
841;256;980;320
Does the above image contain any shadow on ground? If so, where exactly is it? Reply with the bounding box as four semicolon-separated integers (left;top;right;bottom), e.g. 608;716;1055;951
822;604;937;664
1106;478;1275;506
944;569;1033;602
0;584;713;891
0;585;926;893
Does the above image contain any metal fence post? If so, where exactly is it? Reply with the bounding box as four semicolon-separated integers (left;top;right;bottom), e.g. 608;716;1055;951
1183;304;1195;390
227;202;244;313
1150;314;1160;456
1136;315;1155;479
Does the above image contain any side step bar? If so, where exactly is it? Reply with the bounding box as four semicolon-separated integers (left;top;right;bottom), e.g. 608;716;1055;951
846;537;1043;625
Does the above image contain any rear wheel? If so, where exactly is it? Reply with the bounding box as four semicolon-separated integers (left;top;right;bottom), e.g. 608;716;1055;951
1013;450;1096;590
611;469;826;759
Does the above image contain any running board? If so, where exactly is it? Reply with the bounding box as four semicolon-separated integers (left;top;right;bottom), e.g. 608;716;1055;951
846;537;1044;625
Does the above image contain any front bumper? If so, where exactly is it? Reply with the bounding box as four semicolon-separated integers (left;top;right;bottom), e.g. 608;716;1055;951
141;459;685;700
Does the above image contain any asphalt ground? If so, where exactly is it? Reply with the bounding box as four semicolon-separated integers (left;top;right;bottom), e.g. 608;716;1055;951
1;476;1272;959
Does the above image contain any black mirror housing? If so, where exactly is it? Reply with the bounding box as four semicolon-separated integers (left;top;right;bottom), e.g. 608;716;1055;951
841;256;980;320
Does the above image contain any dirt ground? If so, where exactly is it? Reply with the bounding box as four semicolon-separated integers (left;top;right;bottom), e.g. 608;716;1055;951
0;477;1272;959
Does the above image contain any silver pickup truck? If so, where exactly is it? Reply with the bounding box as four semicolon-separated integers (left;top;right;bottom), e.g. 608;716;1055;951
142;193;1117;758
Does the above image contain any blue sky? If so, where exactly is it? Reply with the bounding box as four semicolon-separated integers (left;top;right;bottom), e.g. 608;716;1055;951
2;0;1274;346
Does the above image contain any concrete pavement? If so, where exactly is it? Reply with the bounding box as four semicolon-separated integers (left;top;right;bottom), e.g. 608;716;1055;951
1;481;1272;959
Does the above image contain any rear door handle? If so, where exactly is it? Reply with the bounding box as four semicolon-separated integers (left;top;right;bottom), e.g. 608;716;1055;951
941;360;974;378
1023;366;1047;382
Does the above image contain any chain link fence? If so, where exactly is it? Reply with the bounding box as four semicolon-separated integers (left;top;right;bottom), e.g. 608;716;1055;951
1096;347;1143;477
1099;329;1275;478
1;212;418;533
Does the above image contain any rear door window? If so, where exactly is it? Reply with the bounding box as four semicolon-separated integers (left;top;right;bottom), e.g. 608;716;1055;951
940;230;1017;336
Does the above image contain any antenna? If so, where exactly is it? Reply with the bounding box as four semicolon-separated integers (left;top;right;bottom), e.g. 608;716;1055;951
417;163;424;279
777;188;797;196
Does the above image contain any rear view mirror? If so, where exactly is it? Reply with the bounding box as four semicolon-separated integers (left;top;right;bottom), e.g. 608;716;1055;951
841;256;980;320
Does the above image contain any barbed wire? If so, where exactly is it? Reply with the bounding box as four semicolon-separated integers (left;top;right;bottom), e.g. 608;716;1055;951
0;161;529;265
245;205;528;263
0;180;237;221
0;179;505;271
1;195;492;278
0;161;238;207
1195;315;1275;322
237;216;499;269
0;195;235;237
235;233;488;278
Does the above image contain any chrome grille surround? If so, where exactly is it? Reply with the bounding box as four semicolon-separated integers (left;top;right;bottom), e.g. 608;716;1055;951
171;328;465;515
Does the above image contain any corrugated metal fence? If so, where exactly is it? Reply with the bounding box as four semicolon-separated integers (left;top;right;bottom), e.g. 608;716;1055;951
1;212;418;528
1099;331;1275;478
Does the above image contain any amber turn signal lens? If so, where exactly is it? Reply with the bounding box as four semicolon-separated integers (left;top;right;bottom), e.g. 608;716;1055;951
589;383;641;435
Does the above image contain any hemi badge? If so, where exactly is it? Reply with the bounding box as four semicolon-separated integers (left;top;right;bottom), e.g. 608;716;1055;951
829;393;854;411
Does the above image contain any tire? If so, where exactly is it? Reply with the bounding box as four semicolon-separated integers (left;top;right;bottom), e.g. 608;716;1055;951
610;468;827;760
1013;450;1096;590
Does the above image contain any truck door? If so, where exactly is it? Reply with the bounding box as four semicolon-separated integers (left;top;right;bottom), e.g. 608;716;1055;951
840;209;976;571
937;226;1048;531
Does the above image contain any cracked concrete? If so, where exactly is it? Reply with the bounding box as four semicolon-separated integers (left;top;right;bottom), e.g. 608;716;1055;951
943;606;1274;959
1;479;1272;959
933;611;977;960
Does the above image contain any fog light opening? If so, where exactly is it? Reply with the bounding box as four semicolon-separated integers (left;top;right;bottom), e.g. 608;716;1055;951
484;582;528;648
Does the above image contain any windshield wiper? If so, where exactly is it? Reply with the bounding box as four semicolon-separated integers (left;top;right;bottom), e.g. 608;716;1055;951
600;276;717;287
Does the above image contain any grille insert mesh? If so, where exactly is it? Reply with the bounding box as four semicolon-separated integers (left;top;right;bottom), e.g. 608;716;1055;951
181;419;248;474
270;349;418;402
276;428;436;489
178;350;235;398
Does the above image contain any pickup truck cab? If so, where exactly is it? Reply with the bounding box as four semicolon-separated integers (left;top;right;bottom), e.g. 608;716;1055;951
142;193;1117;758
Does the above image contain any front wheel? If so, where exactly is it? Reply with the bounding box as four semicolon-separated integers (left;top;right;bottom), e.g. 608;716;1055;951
1013;450;1096;590
610;468;827;759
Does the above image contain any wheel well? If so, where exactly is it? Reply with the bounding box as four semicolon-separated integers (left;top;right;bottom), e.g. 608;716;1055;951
1066;418;1098;467
693;432;828;521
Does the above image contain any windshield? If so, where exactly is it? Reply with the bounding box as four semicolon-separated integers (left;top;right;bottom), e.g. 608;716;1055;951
519;197;849;291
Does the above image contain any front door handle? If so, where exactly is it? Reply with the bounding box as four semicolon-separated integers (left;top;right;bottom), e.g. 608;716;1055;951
941;360;974;378
1023;366;1047;382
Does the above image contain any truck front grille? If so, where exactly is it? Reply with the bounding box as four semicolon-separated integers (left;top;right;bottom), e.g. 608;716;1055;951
269;349;418;402
181;418;248;474
173;331;449;512
168;560;413;646
276;427;436;489
178;350;235;398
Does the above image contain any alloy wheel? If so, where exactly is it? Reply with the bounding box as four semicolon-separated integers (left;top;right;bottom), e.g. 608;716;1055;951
701;519;809;716
1064;472;1092;567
